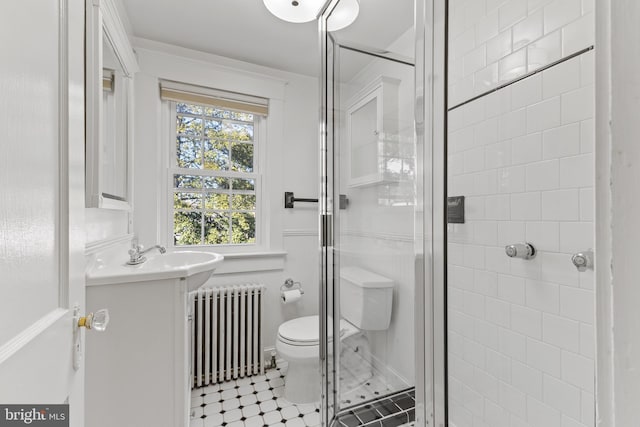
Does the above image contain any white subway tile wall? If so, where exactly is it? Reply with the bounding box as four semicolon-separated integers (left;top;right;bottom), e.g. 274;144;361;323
447;50;595;427
448;0;594;106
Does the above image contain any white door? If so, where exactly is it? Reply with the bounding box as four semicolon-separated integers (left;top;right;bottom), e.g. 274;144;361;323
0;0;86;424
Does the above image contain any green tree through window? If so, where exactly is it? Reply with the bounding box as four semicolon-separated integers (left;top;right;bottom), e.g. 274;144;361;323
172;102;257;246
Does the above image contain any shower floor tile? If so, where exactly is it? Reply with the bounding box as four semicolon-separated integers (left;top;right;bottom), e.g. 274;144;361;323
338;369;395;408
334;389;415;427
337;336;408;409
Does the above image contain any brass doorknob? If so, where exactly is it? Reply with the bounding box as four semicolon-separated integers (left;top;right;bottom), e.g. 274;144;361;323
78;309;110;331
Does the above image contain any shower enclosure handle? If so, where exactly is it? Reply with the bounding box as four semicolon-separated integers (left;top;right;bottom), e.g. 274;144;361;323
505;243;536;260
571;250;594;272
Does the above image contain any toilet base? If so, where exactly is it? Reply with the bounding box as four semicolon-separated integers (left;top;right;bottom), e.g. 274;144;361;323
276;316;361;405
283;359;320;404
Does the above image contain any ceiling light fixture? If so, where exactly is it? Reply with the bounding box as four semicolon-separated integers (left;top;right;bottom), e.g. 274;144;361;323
327;0;359;32
262;0;359;31
262;0;324;24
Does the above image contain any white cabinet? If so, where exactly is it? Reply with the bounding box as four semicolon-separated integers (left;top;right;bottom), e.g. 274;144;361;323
347;76;412;187
85;278;191;427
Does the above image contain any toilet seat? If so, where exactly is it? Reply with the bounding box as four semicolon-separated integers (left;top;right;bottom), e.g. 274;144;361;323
277;315;358;347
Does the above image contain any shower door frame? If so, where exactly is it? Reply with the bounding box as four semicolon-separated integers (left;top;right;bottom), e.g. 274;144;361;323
424;0;448;426
318;1;448;426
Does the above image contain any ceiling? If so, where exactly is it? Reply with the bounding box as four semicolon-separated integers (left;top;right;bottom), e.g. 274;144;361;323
121;0;414;76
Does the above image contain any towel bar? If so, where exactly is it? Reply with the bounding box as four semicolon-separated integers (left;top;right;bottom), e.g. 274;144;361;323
284;192;349;209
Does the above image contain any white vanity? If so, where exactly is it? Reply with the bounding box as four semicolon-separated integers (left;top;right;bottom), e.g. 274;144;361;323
85;244;223;427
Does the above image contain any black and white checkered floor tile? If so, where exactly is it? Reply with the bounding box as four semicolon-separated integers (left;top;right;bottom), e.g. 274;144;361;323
190;358;413;427
190;367;321;427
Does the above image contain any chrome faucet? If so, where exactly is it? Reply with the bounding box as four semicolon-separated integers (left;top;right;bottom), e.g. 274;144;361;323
505;242;536;260
127;237;166;265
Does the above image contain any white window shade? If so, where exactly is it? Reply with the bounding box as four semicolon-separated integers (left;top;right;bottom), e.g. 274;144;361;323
159;80;269;116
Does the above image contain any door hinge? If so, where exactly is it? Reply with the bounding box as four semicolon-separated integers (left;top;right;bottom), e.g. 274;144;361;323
321;214;333;247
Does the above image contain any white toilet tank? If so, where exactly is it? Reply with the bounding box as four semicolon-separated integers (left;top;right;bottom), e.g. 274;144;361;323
340;266;394;331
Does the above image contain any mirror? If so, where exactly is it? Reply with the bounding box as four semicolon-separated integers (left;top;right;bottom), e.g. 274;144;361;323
86;0;138;209
100;34;128;202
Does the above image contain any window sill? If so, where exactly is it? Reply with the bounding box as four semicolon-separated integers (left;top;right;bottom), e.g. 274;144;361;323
210;250;287;275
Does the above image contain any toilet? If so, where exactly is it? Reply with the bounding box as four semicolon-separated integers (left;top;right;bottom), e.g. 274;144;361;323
276;266;394;404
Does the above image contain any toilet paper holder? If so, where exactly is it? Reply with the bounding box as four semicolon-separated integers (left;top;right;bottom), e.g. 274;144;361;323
281;278;304;295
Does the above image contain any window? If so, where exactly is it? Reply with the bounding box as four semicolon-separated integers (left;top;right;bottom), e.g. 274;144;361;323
170;101;261;246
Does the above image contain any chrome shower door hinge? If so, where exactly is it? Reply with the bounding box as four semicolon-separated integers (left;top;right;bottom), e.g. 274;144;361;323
321;214;333;247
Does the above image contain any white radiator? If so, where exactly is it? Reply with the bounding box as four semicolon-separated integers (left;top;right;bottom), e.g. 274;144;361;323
190;284;265;388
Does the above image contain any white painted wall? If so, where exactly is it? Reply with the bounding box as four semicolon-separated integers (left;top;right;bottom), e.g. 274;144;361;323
85;208;129;244
449;0;594;106
130;40;320;350
447;2;596;426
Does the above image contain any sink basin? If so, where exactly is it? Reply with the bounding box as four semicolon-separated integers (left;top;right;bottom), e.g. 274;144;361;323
87;250;224;290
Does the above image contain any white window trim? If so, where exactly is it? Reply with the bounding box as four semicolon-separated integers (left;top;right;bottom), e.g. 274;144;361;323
160;99;278;258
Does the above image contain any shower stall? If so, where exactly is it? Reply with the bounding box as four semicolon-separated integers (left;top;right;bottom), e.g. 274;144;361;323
318;0;445;426
319;1;596;427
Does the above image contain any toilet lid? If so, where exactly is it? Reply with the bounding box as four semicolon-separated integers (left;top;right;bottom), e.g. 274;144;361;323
278;315;348;344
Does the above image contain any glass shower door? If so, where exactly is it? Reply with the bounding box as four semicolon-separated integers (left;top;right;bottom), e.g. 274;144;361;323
319;1;432;425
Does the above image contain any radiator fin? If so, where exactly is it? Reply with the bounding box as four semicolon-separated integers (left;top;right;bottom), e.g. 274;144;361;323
190;284;265;388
